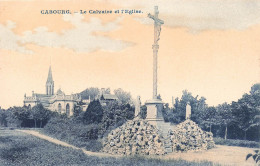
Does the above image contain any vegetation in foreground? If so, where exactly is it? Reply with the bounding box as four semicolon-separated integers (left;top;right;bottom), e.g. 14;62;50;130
246;150;260;164
0;129;216;166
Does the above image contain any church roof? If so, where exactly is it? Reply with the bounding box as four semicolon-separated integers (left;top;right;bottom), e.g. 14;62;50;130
34;93;48;97
56;88;65;95
46;66;54;83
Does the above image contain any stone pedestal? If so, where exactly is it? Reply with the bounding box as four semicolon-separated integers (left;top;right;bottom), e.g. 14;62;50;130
145;99;164;126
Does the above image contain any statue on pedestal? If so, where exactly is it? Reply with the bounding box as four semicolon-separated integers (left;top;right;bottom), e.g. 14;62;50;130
135;96;141;117
186;102;191;120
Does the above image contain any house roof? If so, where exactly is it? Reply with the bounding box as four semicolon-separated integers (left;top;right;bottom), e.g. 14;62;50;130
102;94;118;100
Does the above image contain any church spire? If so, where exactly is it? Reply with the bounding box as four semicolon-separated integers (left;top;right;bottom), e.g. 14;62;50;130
46;66;54;96
47;66;53;83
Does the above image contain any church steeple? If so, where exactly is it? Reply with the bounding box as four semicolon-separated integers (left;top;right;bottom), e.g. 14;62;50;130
46;66;54;96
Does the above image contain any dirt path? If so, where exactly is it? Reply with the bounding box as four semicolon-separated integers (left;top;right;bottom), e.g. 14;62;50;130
18;129;257;166
163;145;256;166
17;129;121;158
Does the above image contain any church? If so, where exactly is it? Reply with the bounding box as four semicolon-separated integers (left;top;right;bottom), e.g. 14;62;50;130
23;66;81;116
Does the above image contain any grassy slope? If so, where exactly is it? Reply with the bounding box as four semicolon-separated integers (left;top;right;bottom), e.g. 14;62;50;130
0;129;216;166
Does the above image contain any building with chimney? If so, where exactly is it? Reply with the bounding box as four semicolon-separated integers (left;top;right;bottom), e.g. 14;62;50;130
23;66;81;116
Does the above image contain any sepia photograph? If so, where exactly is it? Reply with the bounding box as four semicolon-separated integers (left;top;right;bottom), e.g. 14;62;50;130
0;0;259;165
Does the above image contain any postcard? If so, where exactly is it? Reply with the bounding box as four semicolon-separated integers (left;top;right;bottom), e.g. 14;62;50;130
0;1;259;166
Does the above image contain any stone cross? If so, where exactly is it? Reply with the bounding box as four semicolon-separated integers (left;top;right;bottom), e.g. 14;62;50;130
186;102;191;119
148;6;164;99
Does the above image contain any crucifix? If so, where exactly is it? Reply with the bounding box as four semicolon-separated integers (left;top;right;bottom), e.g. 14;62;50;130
148;6;164;100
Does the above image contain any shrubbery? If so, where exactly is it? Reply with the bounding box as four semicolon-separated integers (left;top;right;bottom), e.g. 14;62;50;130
214;137;260;148
83;100;103;124
0;104;53;128
99;101;135;136
43;116;102;151
42;100;135;151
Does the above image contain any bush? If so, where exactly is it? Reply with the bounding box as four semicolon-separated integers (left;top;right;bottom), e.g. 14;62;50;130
83;100;103;125
214;137;260;148
43;116;102;151
99;101;135;137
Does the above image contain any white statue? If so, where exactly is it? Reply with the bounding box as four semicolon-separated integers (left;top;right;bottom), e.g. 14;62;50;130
186;102;191;120
135;96;141;117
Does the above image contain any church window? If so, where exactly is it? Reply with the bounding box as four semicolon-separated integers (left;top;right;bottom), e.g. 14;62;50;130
58;103;62;113
66;104;70;116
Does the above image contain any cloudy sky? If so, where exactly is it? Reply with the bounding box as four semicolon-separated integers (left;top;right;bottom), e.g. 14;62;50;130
0;0;259;108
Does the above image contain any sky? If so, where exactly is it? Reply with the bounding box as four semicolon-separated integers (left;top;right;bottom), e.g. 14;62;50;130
0;0;259;109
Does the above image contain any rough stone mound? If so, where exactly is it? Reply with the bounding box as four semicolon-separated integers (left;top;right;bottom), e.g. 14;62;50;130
168;119;215;152
102;118;166;155
102;119;215;156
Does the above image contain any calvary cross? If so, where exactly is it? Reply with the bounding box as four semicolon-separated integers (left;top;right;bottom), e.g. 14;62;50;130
148;6;164;100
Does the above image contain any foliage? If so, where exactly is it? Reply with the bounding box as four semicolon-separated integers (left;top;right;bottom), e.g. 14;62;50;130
231;84;260;140
113;88;133;104
43;100;135;151
100;101;135;136
83;100;104;125
72;104;84;122
246;150;260;164
0;104;53;128
216;103;233;140
165;84;260;141
162;103;172;122
0;109;8;127
200;106;217;133
140;105;147;119
31;104;52;128
43;116;102;151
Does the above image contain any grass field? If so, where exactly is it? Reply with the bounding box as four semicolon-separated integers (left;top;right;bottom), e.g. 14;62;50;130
0;129;216;166
214;137;260;148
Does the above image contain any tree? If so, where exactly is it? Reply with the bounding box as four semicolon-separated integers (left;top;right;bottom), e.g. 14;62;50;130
231;84;260;140
72;104;83;122
113;88;133;105
162;103;173;122
216;103;233;140
102;101;134;126
200;106;217;133
250;83;260;95
84;100;103;125
0;109;7;127
140;105;147;119
31;104;51;128
171;90;205;123
12;106;30;127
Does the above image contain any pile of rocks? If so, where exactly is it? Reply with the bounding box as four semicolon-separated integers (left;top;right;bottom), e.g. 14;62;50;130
102;119;215;156
102;118;166;155
168;119;215;152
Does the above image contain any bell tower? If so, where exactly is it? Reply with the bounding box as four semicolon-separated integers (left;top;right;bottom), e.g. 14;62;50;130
46;66;54;96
